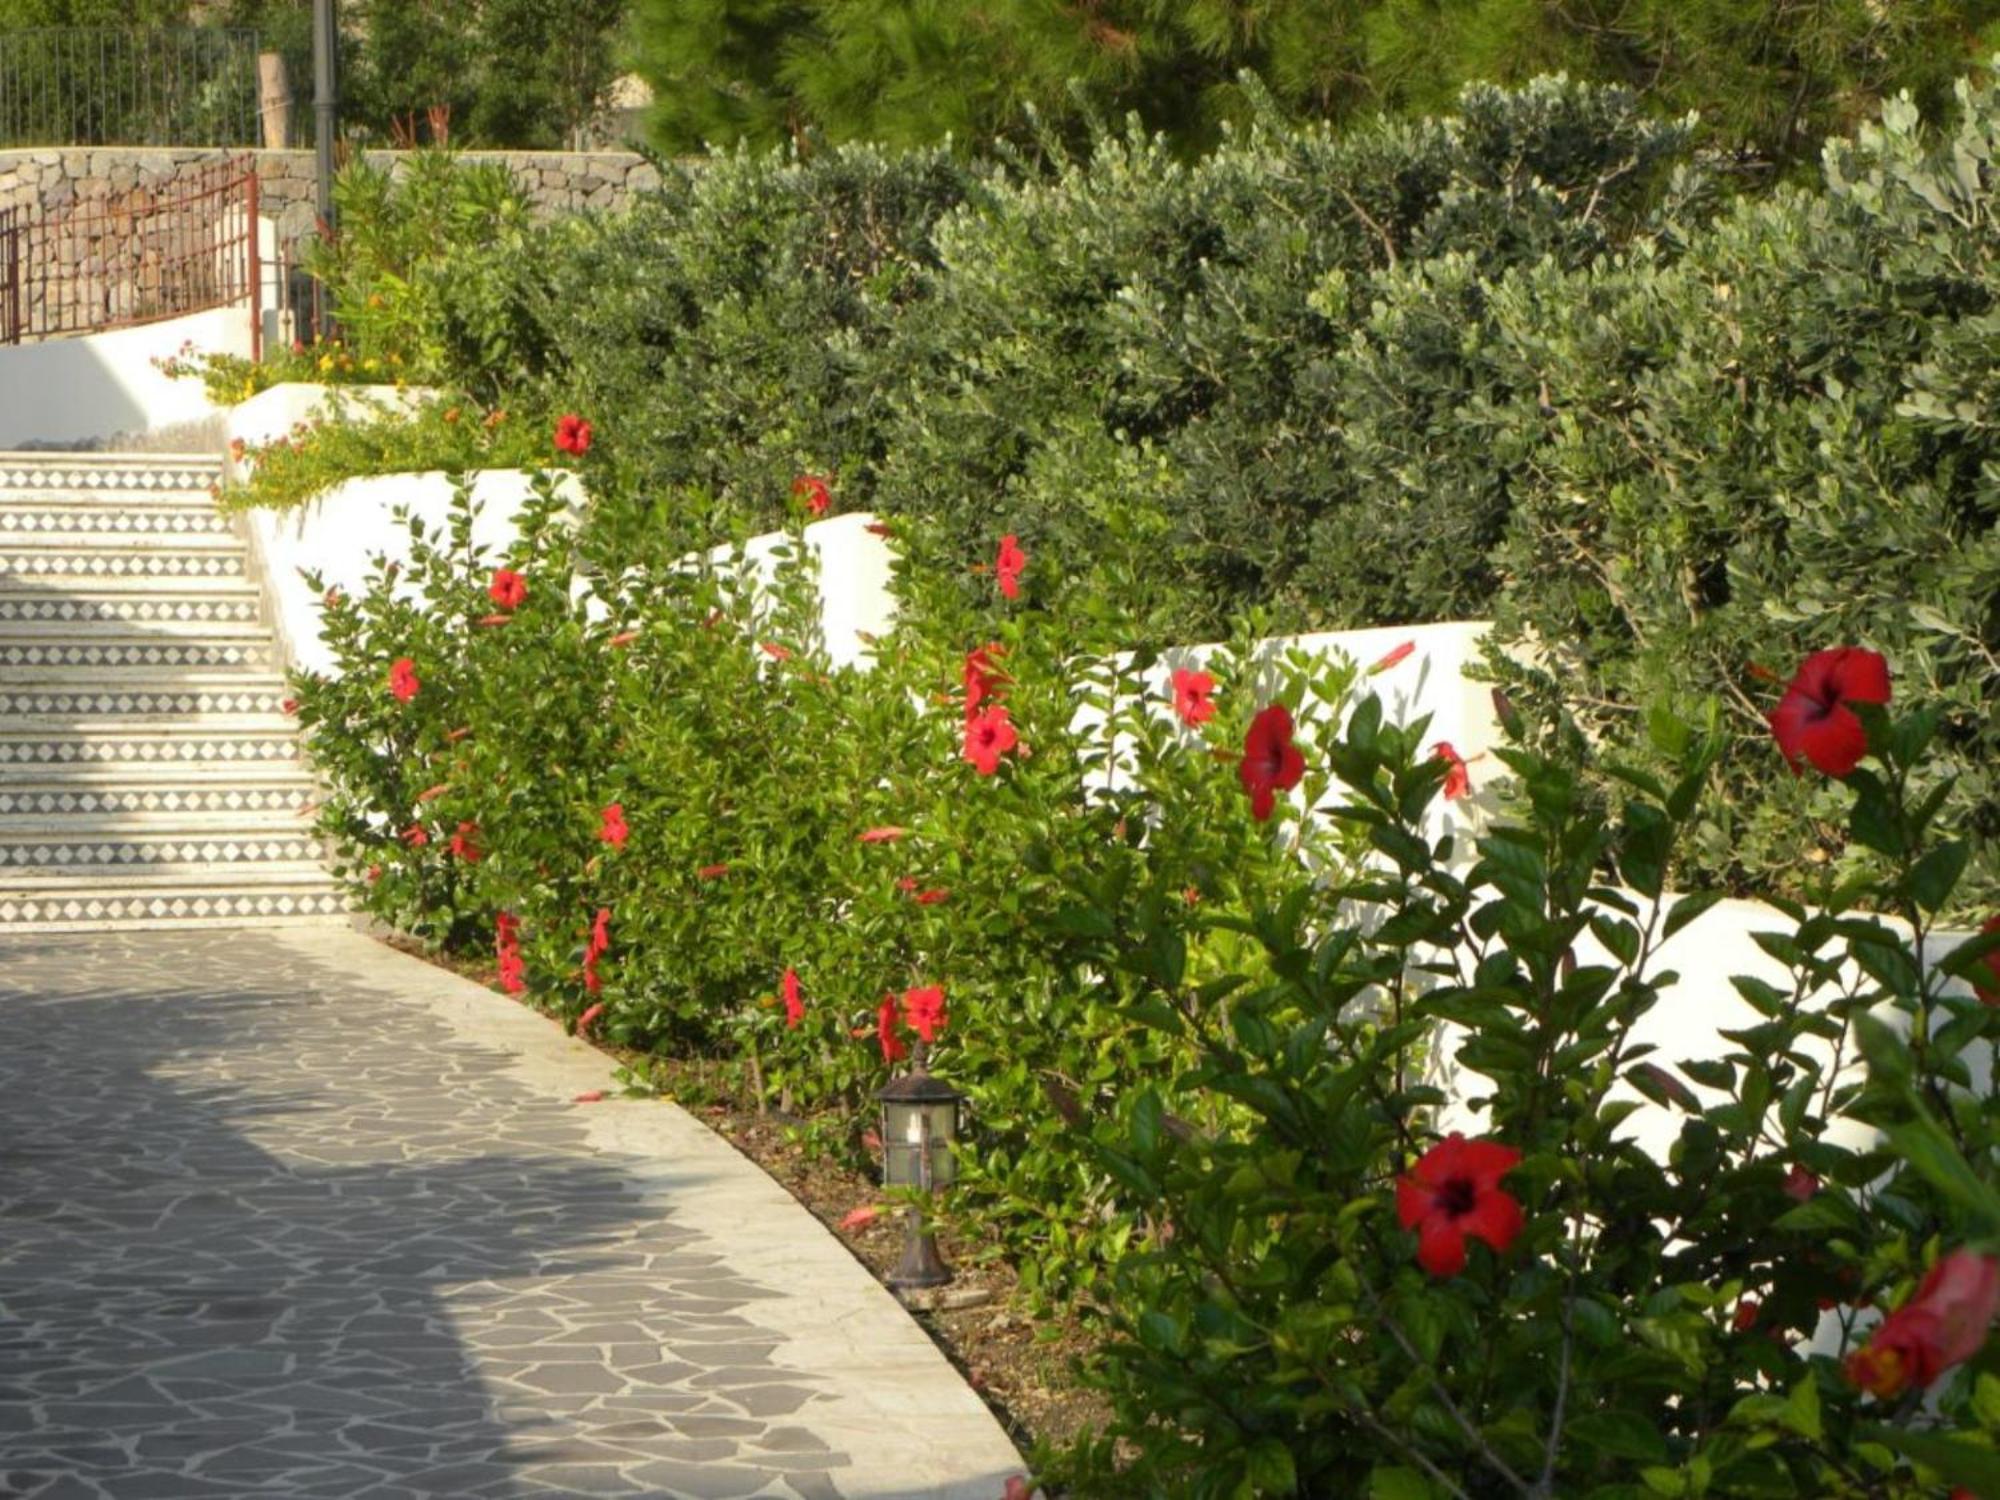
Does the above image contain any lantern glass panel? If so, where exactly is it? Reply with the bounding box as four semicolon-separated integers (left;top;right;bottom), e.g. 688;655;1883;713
880;1097;958;1188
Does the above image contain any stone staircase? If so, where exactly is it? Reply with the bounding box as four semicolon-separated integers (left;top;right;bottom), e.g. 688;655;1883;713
0;453;345;931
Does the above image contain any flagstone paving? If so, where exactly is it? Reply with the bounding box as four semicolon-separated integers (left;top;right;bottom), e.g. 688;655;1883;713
0;927;1023;1499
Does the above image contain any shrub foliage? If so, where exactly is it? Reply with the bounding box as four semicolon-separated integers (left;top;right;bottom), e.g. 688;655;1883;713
512;77;1999;911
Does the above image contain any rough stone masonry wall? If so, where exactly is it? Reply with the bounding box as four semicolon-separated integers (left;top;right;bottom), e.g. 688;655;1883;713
0;146;659;240
0;146;656;343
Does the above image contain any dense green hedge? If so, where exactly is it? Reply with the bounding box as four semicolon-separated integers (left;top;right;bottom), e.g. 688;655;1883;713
512;76;1998;911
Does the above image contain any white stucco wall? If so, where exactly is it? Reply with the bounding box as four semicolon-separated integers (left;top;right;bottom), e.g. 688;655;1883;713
0;303;253;447
244;468;579;680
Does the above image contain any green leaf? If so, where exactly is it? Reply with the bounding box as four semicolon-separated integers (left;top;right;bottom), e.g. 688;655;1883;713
1368;1466;1433;1500
1883;1113;2000;1239
1570;1410;1669;1463
1864;1425;2000;1495
1663;890;1724;941
1904;841;1970;915
1245;1437;1298;1494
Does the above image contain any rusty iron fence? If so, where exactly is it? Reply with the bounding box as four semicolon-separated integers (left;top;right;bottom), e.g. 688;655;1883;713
0;206;19;346
0;27;262;148
0;154;260;352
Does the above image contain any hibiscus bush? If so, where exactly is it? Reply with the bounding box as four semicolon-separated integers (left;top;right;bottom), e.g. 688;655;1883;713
1052;652;2000;1496
291;463;1411;1293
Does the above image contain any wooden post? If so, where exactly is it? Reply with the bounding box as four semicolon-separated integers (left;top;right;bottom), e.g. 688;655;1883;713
245;163;262;362
257;53;293;150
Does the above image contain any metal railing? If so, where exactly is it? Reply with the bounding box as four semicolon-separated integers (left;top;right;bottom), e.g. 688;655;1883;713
0;206;19;346
0;154;259;352
0;27;262;148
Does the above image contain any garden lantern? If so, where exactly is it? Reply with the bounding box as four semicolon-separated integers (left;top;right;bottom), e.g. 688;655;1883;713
877;1046;964;1290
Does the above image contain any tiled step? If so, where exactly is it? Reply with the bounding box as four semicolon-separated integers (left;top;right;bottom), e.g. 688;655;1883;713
0;545;247;580
0;867;347;932
0;616;270;642
0;681;291;717
0;717;294;741
0;729;303;775
0;453;221;498
0;831;324;869
0;503;232;538
0;637;272;669
0;587;260;627
0;775;316;819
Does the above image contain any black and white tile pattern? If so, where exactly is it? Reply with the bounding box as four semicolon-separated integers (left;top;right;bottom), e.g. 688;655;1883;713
0;455;343;930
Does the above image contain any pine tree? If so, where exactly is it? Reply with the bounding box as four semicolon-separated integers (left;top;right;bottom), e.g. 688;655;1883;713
630;0;2000;165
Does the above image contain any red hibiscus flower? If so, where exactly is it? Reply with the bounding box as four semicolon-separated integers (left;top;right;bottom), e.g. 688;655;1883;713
903;985;947;1043
877;994;907;1064
1370;639;1416;674
554;413;593;456
582;907;612;995
388;656;420;703
1966;914;2000;1006
577;1000;606;1035
1171;667;1216;727
496;912;526;995
280;697;298;715
859;826;906;844
964;644;1007;720
1846;1249;2000;1399
760;641;793;661
1732;1300;1761;1333
599;802;628;851
793;474;832;516
963;704;1019;776
366;864;382;883
447;821;482;863
1783;1164;1821;1201
401;823;429;849
696;862;730;880
914;887;949;906
1434;742;1471;801
995;534;1027;600
1768;647;1891;778
782;967;805;1029
1396;1133;1525;1278
1240;704;1305;821
488;568;527;611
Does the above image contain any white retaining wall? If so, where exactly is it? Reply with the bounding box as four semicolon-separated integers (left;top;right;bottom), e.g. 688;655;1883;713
0;302;251;447
243;468;580;680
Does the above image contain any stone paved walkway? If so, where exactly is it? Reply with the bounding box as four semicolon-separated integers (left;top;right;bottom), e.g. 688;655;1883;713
0;928;1023;1499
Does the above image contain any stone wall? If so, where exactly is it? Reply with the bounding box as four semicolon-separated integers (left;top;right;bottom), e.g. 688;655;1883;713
0;146;659;244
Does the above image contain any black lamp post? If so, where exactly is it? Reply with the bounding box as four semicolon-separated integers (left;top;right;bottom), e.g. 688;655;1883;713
877;1043;964;1291
311;0;339;339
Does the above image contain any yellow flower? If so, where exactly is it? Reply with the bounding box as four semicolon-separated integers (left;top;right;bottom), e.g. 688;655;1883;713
318;355;334;374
